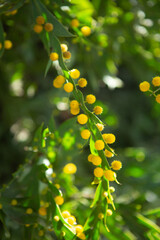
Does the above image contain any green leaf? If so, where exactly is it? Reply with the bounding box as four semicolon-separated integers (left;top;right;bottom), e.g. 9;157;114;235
89;135;98;155
44;58;52;77
0;0;25;14
136;213;160;234
90;181;102;208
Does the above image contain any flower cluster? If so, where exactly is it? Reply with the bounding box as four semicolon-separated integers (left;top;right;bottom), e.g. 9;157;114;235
139;76;160;103
70;18;91;37
33;16;53;34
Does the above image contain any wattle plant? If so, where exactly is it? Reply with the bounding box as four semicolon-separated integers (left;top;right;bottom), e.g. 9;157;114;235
0;1;122;239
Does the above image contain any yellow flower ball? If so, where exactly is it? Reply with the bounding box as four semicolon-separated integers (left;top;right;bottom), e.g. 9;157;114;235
111;160;122;170
96;123;104;131
95;140;105;150
107;209;113;216
11;199;17;206
36;16;45;25
33;24;43;34
152;76;160;87
70;100;79;109
38;207;47;216
104;148;114;158
67;215;76;225
103;191;108;198
156;94;160;103
70;69;80;79
109;186;115;193
71;19;79;27
88;154;94;162
102;133;116;144
94;167;104;178
64;82;74;93
4;40;12;49
78;78;87;88
104;170;116;181
53;75;65;88
77;232;86;240
62;210;71;218
81;26;91;36
86;94;96;104
44;23;54;32
139;81;150;92
38;230;44;236
93;106;103;115
26;208;33;214
61;43;68;52
81;129;91;139
98;213;104;219
77;114;88;125
54;215;60;222
92;155;102;166
50;52;59;61
70;107;80;115
63;163;77;174
63;51;71;59
75;225;84;233
54;196;64;205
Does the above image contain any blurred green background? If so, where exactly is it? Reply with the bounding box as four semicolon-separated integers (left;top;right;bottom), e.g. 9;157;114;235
0;0;160;239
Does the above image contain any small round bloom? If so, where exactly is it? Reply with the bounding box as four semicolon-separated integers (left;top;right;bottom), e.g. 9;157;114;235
109;186;115;193
92;155;102;166
70;108;80;115
70;100;79;109
63;51;71;59
104;170;116;181
78;78;87;88
75;225;84;233
54;215;60;221
95;140;105;150
107;209;113;216
38;207;47;216
94;167;104;178
63;163;77;174
33;24;43;33
104;148;114;158
67;215;76;225
11;199;17;206
139;81;150;92
98;213;104;219
54;196;64;205
102;133;116;144
93;106;103;115
88;154;94;162
152;76;160;87
61;43;68;52
103;191;108;198
77;232;86;239
4;40;12;49
111;160;122;170
64;82;74;93
81;129;91;139
86;94;96;104
50;52;59;61
62;210;71;218
96;123;104;131
53;75;65;88
38;230;44;236
77;114;88;125
36;16;45;25
70;69;80;79
81;26;91;36
44;23;54;32
156;94;160;103
71;19;79;27
26;208;33;214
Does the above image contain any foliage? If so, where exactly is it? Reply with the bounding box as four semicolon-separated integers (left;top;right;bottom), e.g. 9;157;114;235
0;0;160;240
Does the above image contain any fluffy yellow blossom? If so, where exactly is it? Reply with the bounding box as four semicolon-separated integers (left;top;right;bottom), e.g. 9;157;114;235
81;26;91;36
139;81;150;92
93;106;103;115
38;207;47;216
4;40;13;49
36;16;45;25
92;155;102;166
104;170;116;181
81;129;91;139
152;76;160;86
71;19;79;27
63;51;71;59
77;114;88;125
96;123;104;131
94;167;104;178
50;52;59;61
78;78;87;88
156;94;160;103
111;160;122;170
64;82;74;93
33;24;43;33
102;133;116;144
70;69;80;79
95;140;105;150
86;94;96;104
63;163;77;174
54;196;64;205
44;23;54;32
